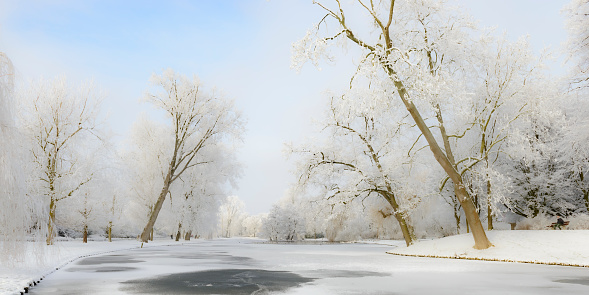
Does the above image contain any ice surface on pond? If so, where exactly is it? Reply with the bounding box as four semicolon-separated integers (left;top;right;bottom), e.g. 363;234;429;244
21;238;589;295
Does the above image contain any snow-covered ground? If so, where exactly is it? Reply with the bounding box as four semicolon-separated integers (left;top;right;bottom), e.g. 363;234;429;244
389;230;589;267
2;230;589;295
0;237;178;295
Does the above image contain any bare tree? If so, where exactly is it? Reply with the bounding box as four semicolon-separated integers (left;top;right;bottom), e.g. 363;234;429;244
138;69;243;243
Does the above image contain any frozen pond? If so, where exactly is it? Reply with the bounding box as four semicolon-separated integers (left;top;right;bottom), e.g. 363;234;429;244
29;238;589;294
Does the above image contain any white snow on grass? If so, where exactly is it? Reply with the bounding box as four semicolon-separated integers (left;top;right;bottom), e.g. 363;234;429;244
0;237;178;295
388;230;589;267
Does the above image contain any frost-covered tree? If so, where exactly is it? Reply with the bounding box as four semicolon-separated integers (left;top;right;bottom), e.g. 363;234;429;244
125;113;233;241
124;116;169;239
106;193;122;242
167;154;235;241
502;97;584;218
441;35;551;230
188;140;240;239
138;69;244;242
293;0;492;248
260;204;306;242
561;0;589;213
51;131;116;242
563;0;589;89
243;214;265;237
20;77;104;245
290;90;429;246
219;195;246;237
300;196;329;239
0;53;42;260
561;104;589;213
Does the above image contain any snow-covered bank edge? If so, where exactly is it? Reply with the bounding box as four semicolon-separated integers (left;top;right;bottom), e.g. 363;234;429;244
387;230;589;268
388;252;589;268
2;239;181;295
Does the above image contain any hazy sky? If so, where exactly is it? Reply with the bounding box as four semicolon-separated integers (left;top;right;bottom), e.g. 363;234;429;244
0;0;569;214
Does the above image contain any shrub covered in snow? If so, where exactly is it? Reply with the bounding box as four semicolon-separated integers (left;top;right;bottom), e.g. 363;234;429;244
515;214;589;230
260;204;306;241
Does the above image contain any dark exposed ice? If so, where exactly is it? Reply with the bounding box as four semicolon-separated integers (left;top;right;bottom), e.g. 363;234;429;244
120;269;313;294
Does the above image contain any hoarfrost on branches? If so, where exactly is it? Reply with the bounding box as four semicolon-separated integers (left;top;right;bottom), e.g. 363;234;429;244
19;76;105;245
0;52;44;262
291;28;333;72
563;0;589;89
137;69;244;242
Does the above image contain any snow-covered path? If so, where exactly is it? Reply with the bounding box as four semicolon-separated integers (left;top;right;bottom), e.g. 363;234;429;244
26;238;589;295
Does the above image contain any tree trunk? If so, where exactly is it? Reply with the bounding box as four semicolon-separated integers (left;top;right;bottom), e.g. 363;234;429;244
487;179;493;230
353;129;415;246
140;170;172;242
175;223;182;241
584;189;589;213
108;221;112;242
383;192;415;246
226;220;232;238
580;172;589;212
184;230;192;241
83;224;88;243
394;212;414;246
46;198;56;245
453;200;461;234
384;64;492;249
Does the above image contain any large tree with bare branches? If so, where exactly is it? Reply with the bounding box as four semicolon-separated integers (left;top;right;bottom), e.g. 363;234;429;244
293;0;493;248
138;69;243;243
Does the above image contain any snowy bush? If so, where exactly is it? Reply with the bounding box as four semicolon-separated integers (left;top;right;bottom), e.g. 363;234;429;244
260;204;306;241
410;195;456;239
565;214;589;230
328;213;372;242
242;214;265;237
516;214;556;230
515;214;589;230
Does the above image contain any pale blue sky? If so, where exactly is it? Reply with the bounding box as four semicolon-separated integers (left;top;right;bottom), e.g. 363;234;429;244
0;0;570;214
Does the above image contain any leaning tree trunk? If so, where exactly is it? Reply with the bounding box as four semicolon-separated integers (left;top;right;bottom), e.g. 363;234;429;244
385;64;492;249
382;192;415;246
140;170;173;242
349;127;416;246
328;0;491;249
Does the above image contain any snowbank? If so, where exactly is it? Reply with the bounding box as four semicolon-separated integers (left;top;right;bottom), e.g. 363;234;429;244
0;238;178;295
388;230;589;267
